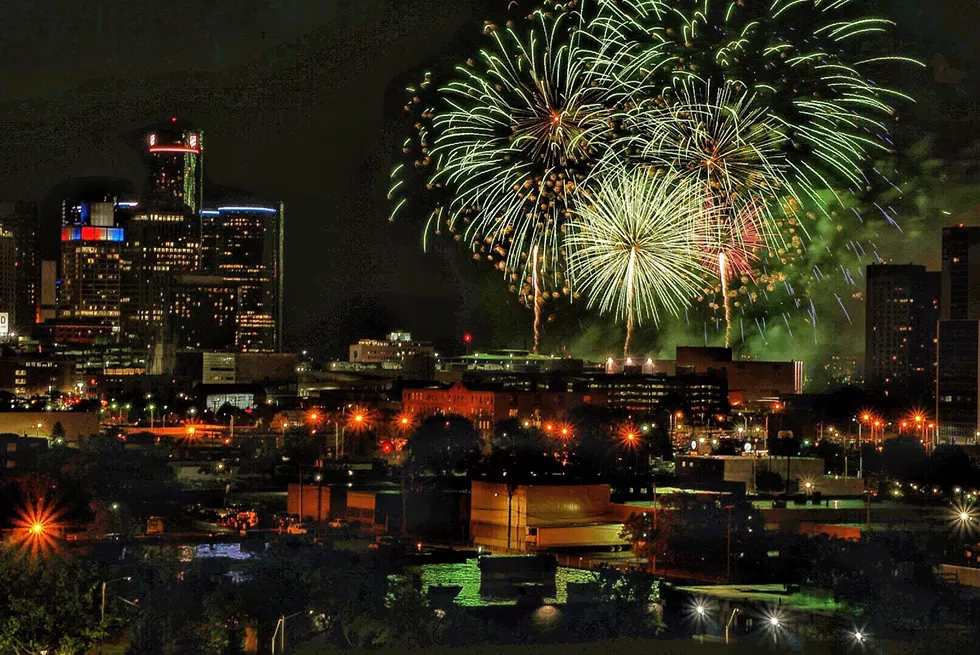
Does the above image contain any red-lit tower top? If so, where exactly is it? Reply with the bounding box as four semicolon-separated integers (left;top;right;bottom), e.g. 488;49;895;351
141;117;204;214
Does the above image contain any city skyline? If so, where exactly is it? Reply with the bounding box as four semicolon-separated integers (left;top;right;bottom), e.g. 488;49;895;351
0;1;979;363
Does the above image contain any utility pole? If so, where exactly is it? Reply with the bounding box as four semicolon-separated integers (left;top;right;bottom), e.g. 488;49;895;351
506;483;515;552
725;504;734;583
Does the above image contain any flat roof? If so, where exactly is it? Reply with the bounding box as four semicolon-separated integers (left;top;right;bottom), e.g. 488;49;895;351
676;584;852;616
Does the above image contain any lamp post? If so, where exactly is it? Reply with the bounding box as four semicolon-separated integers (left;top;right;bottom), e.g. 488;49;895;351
271;610;311;654
99;576;131;655
724;607;739;644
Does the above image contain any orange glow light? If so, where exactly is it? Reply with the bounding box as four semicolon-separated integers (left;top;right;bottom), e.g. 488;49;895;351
11;497;65;558
346;406;373;432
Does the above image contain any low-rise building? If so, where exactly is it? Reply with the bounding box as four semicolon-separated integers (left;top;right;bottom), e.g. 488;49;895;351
402;381;595;433
349;331;434;366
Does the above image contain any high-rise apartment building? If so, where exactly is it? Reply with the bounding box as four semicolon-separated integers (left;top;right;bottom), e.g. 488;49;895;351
0;201;40;332
60;225;125;330
937;226;980;444
865;264;940;402
201;202;284;352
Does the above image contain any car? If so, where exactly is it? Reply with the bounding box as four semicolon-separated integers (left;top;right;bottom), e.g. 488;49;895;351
286;523;308;535
327;518;348;529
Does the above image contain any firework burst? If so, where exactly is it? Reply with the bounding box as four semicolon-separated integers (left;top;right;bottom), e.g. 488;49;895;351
594;0;920;193
429;7;614;338
567;169;712;355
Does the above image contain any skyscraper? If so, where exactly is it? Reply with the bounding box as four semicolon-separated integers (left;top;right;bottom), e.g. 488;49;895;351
865;264;939;402
122;120;204;346
941;226;980;321
141;118;204;214
60;225;125;330
201;202;284;352
0;201;40;332
937;226;980;444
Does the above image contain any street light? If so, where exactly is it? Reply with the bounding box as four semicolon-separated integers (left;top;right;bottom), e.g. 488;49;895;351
724;608;739;644
99;576;132;655
271;610;313;653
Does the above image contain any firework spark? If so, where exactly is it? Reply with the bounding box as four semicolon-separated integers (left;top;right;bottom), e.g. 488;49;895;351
567;169;712;355
430;8;610;289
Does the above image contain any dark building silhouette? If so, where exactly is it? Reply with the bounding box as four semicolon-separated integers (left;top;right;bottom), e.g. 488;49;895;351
0;201;39;333
201;202;284;352
937;226;980;444
865;264;939;403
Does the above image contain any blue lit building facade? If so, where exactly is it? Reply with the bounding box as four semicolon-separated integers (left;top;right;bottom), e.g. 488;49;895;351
59;197;128;334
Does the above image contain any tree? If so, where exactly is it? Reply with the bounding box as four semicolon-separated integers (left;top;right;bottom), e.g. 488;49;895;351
571;566;662;639
407;415;482;474
881;436;929;481
755;470;784;493
925;446;980;489
492;419;546;455
0;551;109;655
621;497;765;578
51;422;66;442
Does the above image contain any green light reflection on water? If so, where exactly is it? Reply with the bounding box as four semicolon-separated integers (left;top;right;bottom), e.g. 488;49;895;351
413;558;598;607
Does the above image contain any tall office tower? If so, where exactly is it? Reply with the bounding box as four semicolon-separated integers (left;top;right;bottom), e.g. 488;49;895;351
121;120;204;345
201;202;284;352
941;226;980;320
0;231;16;335
865;265;940;402
937;226;980;444
0;201;40;332
141;118;204;214
122;211;200;343
59;225;125;330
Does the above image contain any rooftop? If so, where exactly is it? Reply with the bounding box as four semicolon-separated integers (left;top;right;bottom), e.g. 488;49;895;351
676;584;852;616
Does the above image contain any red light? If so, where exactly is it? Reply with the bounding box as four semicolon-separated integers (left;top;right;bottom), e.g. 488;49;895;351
171;116;177;123
382;443;393;454
149;146;200;154
463;333;473;344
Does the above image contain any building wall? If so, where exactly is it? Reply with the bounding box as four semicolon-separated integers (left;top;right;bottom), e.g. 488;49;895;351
941;226;980;321
402;383;498;431
286;483;332;523
0;232;17;331
0;412;99;442
676;456;826;493
349;340;434;364
0;201;39;333
60;235;123;328
0;356;75;396
865;265;939;402
470;481;615;552
936;320;980;443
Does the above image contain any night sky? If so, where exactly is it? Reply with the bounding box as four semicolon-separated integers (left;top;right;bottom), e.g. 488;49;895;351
0;1;977;361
